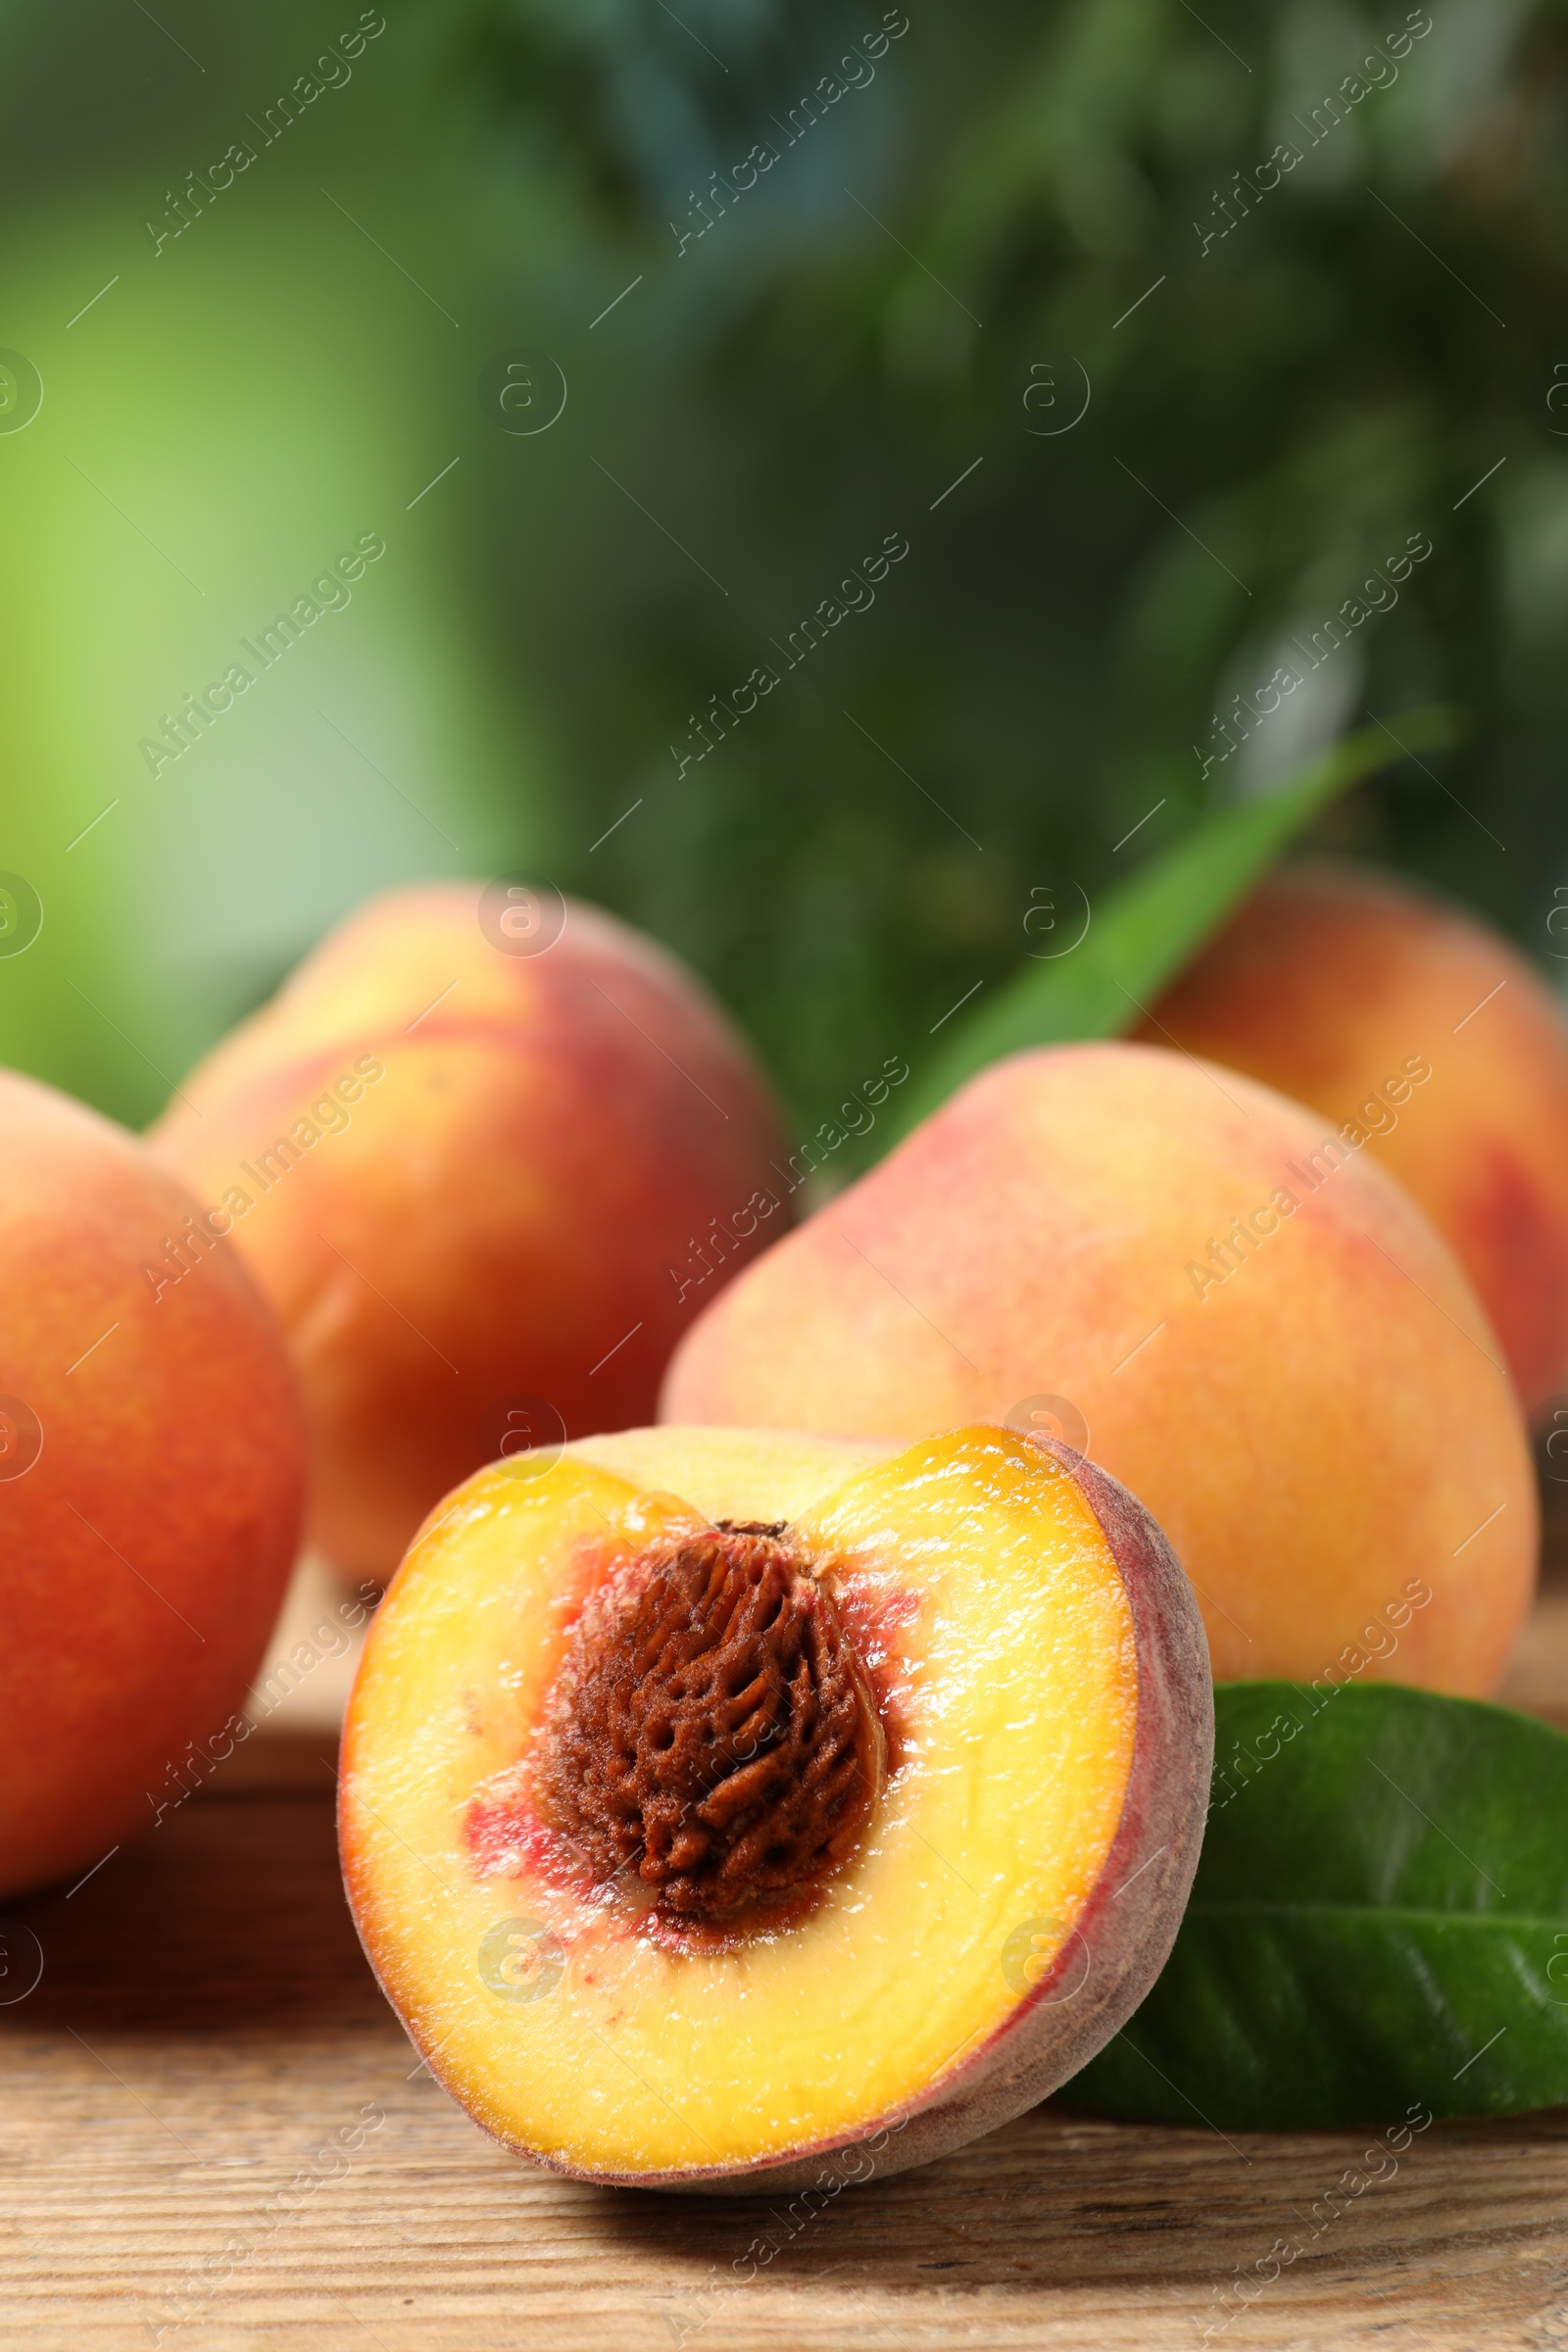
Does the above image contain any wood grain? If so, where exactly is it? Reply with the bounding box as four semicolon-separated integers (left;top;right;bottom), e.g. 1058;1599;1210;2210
7;1538;1568;2351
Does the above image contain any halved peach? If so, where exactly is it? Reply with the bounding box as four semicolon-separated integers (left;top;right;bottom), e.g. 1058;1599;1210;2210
340;1425;1211;2190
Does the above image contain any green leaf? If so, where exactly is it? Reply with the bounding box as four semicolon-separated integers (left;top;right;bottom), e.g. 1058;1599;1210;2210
1067;1681;1568;2131
880;710;1459;1152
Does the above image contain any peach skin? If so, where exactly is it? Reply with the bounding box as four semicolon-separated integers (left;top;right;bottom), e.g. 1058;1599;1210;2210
0;1070;304;1900
662;1041;1537;1695
1137;859;1568;1411
147;883;792;1582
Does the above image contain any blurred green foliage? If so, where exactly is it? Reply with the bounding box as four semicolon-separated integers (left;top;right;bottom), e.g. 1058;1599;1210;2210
451;0;1568;1121
883;708;1457;1147
2;0;1566;1131
0;1;535;1121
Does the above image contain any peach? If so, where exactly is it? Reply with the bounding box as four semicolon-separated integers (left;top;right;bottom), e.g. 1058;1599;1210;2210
662;1042;1537;1694
147;883;792;1583
340;1424;1211;2189
1135;859;1568;1411
0;1070;304;1899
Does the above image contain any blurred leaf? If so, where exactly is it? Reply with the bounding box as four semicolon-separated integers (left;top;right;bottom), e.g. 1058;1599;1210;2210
1067;1680;1568;2130
879;706;1458;1147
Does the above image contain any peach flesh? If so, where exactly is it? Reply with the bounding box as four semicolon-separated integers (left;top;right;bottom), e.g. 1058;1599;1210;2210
0;1070;305;1898
339;1426;1212;2190
1138;859;1568;1411
662;1041;1538;1696
147;882;793;1581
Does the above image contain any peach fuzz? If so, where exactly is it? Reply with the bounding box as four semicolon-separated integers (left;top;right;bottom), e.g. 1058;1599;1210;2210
147;883;792;1584
663;1041;1537;1695
339;1424;1211;2190
1136;859;1568;1412
0;1070;305;1900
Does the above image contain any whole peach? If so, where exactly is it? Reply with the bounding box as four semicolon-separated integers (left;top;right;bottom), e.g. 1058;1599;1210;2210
148;884;793;1582
1136;860;1568;1411
0;1072;304;1899
662;1041;1536;1695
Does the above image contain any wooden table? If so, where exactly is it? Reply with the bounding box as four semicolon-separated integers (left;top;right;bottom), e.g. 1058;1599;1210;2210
8;1554;1568;2350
